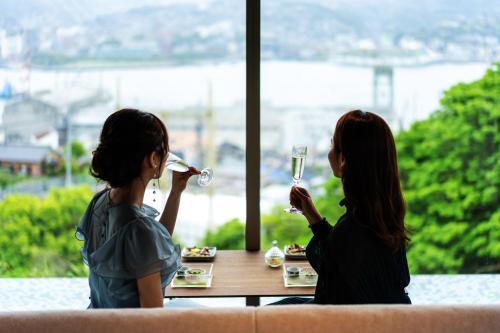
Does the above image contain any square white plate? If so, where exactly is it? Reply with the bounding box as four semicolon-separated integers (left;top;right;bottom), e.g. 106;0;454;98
171;263;213;288
282;263;317;288
181;247;217;261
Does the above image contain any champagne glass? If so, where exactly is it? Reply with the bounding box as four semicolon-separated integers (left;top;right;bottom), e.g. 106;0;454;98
165;152;213;186
284;145;307;214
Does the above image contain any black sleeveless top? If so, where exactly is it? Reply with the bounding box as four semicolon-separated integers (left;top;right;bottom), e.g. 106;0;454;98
306;199;411;304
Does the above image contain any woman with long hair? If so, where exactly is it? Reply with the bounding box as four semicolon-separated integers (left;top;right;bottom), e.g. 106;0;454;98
282;110;411;304
76;108;199;308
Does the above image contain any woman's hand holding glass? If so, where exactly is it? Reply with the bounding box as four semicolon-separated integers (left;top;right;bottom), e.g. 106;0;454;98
171;167;200;194
289;186;323;226
165;152;214;187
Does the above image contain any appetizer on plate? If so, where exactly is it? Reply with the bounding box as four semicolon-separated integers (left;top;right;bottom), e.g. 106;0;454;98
282;264;317;287
183;246;211;257
182;246;217;261
287;243;306;255
300;267;317;282
172;264;213;288
284;244;306;259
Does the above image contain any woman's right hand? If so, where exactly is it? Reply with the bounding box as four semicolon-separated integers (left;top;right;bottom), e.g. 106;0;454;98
290;186;323;225
171;166;200;195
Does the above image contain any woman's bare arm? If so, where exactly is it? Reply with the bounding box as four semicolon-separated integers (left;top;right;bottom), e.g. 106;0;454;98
137;272;164;308
159;167;199;235
160;190;182;235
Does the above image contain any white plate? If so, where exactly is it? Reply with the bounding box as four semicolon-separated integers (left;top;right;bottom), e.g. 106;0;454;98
282;264;317;288
171;264;213;288
284;245;307;260
181;247;217;261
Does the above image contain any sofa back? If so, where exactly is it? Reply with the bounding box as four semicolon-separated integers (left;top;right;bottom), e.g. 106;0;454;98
1;305;499;333
258;305;500;333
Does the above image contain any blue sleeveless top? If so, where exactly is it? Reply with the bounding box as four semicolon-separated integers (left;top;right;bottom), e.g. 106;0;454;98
76;189;181;308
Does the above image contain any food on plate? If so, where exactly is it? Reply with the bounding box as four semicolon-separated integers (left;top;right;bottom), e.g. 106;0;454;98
300;267;317;282
186;268;205;275
287;243;306;255
172;264;213;288
185;268;206;282
176;266;190;277
183;246;212;257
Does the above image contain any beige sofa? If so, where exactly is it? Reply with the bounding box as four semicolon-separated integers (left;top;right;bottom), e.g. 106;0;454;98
1;305;499;333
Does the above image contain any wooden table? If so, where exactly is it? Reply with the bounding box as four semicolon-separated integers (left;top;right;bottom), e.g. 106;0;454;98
165;250;315;306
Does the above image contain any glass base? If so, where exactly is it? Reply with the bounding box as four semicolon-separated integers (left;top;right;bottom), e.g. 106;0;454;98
284;207;303;214
197;168;213;187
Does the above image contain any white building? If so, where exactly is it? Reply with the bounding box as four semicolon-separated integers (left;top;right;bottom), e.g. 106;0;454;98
0;32;23;59
2;96;61;148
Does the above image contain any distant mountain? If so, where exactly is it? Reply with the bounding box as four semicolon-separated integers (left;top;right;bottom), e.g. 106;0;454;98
1;0;498;64
2;0;499;35
0;0;209;27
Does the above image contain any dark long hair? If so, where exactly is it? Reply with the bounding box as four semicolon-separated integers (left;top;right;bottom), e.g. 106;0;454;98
333;110;409;250
90;108;169;188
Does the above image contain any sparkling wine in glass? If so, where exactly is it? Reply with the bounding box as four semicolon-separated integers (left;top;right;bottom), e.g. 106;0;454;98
165;152;213;186
284;145;307;214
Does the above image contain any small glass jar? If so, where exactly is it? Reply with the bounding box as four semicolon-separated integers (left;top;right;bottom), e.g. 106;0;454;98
265;240;285;268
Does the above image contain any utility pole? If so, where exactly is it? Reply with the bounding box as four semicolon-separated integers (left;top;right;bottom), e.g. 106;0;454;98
115;76;121;111
206;81;216;230
64;107;72;186
158;110;170;199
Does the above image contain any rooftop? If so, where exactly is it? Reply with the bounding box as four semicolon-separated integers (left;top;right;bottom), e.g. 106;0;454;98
0;145;52;163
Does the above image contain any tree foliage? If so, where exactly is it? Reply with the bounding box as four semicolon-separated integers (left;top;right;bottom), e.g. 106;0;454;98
0;185;92;276
0;168;26;189
202;218;245;250
56;140;89;176
397;63;500;273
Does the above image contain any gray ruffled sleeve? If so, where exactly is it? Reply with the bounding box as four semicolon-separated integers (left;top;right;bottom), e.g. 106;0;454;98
89;217;181;281
124;218;181;279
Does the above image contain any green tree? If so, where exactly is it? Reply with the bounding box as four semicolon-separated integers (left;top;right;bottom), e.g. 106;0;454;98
261;205;318;249
397;64;500;273
70;141;86;160
202;218;245;249
58;140;89;176
0;185;92;277
0;168;26;189
199;190;346;251
314;177;346;222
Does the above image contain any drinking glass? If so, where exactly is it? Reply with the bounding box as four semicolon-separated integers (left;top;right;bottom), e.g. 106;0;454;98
165;152;213;186
284;145;307;214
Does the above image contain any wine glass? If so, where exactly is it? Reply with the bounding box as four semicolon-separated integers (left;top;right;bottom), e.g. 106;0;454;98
284;145;307;214
165;152;214;186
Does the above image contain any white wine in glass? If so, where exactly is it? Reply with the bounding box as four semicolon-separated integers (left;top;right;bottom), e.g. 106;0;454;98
284;145;307;214
165;152;213;187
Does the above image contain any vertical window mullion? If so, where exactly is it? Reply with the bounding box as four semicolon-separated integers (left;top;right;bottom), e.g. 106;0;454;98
245;0;261;251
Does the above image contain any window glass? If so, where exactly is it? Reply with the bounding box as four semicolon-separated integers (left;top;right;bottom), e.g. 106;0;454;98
260;0;499;275
0;0;246;277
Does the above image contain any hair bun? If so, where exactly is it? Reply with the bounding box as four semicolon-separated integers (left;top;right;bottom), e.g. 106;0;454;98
90;109;169;188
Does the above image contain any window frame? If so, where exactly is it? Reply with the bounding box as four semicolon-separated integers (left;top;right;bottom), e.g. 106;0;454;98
245;0;261;251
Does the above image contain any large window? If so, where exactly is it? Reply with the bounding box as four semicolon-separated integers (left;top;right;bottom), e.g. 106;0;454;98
0;0;498;281
0;0;245;276
260;0;499;274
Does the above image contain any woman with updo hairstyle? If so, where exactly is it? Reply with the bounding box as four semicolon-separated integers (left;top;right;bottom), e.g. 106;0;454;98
76;108;199;308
